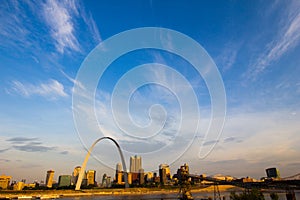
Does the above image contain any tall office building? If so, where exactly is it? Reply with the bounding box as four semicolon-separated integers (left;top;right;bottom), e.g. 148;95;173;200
116;163;122;172
106;176;112;187
144;172;154;182
102;174;107;186
0;175;11;189
102;174;112;187
127;173;132;185
130;155;142;173
58;175;71;187
138;169;145;185
159;164;171;184
87;170;96;186
72;166;81;185
266;167;280;179
115;163;123;185
117;171;123;184
45;170;54;188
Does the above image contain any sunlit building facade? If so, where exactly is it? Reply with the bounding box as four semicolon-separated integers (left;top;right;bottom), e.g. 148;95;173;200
159;164;171;184
130;155;142;173
72;166;81;185
87;170;96;186
0;175;11;189
45;170;54;188
58;175;71;187
266;167;280;179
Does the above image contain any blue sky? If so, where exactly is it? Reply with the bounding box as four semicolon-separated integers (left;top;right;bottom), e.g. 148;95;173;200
1;0;300;183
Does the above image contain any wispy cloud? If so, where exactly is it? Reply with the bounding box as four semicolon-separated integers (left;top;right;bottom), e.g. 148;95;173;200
73;61;212;169
42;0;80;54
42;0;101;54
203;140;219;146
217;42;240;72
204;110;300;164
247;1;300;79
59;69;85;90
0;0;101;57
0;148;10;153
79;5;102;43
6;137;38;144
0;1;33;53
8;79;68;99
6;137;56;153
60;150;69;155
13;144;55;153
223;136;243;143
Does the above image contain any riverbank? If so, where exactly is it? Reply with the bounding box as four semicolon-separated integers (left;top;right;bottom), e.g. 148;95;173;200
191;185;241;193
0;185;243;199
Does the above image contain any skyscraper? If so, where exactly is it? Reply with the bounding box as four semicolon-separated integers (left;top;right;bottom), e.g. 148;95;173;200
45;170;54;188
87;170;96;186
0;175;11;189
115;163;123;185
102;174;112;187
266;167;280;179
130;155;142;173
159;164;171;184
139;169;145;185
72;166;81;185
58;175;71;187
116;163;122;172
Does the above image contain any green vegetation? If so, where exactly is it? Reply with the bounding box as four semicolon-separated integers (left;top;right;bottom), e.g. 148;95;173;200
230;189;265;200
270;192;279;200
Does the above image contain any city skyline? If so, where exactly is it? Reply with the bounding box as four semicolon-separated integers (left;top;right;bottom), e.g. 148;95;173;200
2;153;298;187
1;0;300;183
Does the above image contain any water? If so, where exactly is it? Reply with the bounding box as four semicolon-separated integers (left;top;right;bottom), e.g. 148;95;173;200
58;191;300;200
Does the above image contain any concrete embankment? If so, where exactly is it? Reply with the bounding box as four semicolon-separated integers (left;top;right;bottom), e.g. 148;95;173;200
0;185;241;199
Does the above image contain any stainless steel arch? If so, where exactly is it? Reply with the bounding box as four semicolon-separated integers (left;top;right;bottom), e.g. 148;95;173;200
75;137;129;190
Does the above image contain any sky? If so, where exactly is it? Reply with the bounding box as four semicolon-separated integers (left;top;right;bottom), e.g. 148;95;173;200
0;0;300;183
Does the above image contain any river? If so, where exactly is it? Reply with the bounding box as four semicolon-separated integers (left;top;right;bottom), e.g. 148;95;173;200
58;191;300;200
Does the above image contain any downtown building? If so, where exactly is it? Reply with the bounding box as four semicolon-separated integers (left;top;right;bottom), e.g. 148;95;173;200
58;175;71;188
0;175;11;189
45;170;54;188
114;155;144;186
71;166;96;187
129;155;144;185
115;163;133;185
101;174;112;188
130;155;142;173
159;164;171;185
71;166;81;185
86;170;96;186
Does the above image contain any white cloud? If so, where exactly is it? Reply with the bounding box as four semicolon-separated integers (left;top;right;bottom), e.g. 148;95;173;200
80;7;102;43
175;108;300;178
9;79;68;99
0;0;101;67
201;110;300;163
248;1;300;79
217;42;239;72
41;0;102;54
0;1;33;52
59;69;85;91
71;63;214;171
42;0;81;54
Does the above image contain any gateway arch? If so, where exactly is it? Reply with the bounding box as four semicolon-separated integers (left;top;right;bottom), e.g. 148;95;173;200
75;137;129;190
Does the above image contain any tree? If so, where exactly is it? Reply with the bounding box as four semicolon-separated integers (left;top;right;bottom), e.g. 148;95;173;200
270;192;279;200
230;189;265;200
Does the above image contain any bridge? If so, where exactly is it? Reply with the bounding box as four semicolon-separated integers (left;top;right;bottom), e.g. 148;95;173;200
194;175;300;190
282;173;300;181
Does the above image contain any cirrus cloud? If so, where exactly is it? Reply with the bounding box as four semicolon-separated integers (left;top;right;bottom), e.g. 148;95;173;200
7;79;68;99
